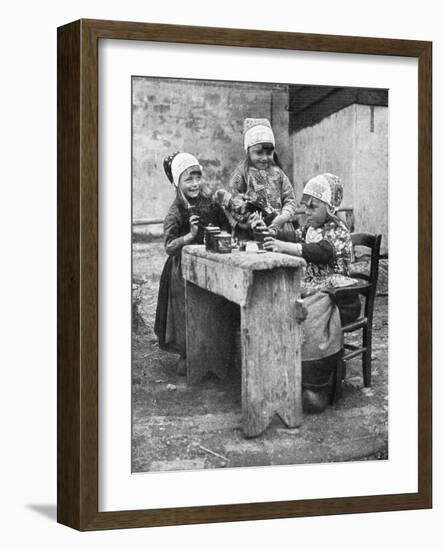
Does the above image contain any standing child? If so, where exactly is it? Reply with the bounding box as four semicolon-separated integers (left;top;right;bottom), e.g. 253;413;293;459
154;152;229;375
221;118;297;236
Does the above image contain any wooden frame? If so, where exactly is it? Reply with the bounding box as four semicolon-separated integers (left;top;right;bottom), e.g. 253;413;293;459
57;18;432;530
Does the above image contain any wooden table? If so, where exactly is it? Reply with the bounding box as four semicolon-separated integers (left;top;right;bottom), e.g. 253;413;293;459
182;245;306;437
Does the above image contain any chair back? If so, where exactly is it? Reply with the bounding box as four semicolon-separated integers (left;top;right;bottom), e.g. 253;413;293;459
351;233;382;284
332;233;382;400
351;233;382;317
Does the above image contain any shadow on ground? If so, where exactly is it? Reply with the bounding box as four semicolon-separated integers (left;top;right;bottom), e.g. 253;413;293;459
132;240;388;472
26;504;57;522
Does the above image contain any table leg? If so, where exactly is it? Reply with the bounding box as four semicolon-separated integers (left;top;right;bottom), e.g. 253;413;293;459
241;268;303;437
185;281;233;384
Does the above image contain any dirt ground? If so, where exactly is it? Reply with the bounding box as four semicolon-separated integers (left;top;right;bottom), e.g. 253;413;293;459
132;239;388;472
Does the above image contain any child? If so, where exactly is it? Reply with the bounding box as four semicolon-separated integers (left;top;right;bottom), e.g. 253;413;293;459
154;152;229;375
221;118;297;237
263;173;356;294
255;173;359;412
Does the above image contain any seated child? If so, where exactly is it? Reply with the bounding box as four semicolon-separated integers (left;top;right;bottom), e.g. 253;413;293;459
154;152;230;375
263;173;356;294
255;173;360;412
216;118;297;238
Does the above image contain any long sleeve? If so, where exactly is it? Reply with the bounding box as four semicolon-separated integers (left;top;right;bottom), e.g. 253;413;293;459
279;171;297;219
163;205;188;256
275;224;304;243
228;161;247;195
273;224;333;263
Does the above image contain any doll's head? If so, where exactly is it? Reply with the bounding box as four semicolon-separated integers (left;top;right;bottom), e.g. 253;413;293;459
243;118;275;170
301;173;343;228
163;152;203;199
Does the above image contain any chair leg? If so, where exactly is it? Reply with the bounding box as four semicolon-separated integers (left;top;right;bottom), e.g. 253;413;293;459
362;327;372;387
331;350;344;404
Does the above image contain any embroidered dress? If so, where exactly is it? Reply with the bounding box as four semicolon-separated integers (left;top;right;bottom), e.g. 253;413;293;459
276;215;359;363
288;217;355;294
227;159;297;228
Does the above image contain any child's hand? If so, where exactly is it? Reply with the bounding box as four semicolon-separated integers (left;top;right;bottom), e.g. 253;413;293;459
267;225;278;237
189;214;200;238
263;236;285;253
249;213;266;231
264;236;303;257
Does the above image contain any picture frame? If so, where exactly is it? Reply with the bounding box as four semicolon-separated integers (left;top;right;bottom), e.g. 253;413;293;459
57;18;432;530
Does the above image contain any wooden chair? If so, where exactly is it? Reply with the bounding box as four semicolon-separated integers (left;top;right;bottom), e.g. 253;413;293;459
330;233;382;403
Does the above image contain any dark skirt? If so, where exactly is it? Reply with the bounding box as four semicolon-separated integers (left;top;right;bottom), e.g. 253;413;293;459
154;254;186;357
302;353;339;390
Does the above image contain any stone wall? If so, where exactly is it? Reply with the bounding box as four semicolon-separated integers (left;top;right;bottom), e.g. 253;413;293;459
132;78;388;253
132;77;291;221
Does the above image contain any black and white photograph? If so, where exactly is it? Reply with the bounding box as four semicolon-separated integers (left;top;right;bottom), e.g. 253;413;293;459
131;76;389;473
2;0;438;542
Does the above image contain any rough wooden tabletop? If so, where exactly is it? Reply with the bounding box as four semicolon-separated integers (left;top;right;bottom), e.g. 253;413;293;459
183;245;306;271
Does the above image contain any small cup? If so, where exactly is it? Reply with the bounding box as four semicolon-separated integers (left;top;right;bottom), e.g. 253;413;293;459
254;228;270;248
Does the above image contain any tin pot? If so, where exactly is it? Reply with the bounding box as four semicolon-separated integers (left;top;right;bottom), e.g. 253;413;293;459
213;231;232;254
204;226;221;251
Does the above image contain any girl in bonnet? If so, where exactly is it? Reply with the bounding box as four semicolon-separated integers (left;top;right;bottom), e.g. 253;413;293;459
254;173;359;412
154;152;229;375
264;173;355;293
215;118;297;236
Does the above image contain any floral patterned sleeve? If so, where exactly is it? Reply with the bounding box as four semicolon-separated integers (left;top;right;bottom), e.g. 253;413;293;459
279;171;297;219
323;220;354;275
228;162;247;195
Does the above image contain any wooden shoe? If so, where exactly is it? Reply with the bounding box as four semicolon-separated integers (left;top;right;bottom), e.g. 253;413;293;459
302;388;329;414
